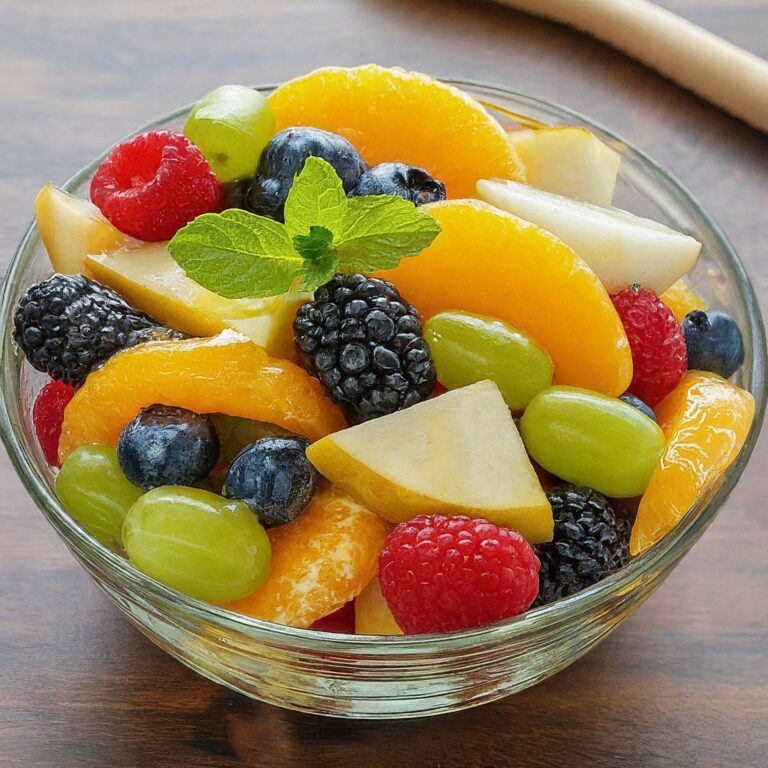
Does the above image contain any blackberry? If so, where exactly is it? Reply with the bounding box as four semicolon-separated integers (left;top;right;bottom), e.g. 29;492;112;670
293;274;436;423
534;485;630;607
13;274;178;386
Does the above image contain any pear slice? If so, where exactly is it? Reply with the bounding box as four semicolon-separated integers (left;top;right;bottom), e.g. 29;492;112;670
35;183;126;273
508;126;621;207
306;380;553;543
86;244;309;361
477;178;700;295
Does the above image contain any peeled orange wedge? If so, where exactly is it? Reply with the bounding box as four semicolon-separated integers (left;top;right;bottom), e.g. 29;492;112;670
58;331;346;462
660;278;708;323
630;372;755;555
379;200;632;396
231;486;389;628
268;65;523;198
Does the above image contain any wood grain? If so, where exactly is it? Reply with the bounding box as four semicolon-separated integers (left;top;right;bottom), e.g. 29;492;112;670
1;1;766;766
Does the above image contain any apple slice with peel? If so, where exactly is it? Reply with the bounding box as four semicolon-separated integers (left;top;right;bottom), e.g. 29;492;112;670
508;126;621;207
35;183;126;273
477;178;701;295
86;244;309;361
306;380;553;543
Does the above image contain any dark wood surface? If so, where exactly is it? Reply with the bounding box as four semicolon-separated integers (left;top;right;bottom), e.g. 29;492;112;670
1;1;767;765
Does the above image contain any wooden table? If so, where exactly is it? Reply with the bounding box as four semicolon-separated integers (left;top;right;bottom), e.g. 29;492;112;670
1;1;766;765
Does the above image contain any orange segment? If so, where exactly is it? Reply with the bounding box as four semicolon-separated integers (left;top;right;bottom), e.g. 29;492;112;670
268;65;523;198
631;372;755;555
379;200;632;396
58;331;346;462
661;278;707;323
231;486;390;628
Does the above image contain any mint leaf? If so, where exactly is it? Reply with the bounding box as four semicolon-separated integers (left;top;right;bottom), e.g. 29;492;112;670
168;209;303;299
168;162;442;302
283;157;348;240
336;195;441;272
292;226;338;289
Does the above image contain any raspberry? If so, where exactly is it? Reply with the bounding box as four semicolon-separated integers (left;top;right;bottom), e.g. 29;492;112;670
90;130;219;241
611;285;687;407
309;601;356;633
379;515;540;634
33;380;75;466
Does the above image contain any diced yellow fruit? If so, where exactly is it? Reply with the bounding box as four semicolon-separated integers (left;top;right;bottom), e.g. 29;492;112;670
86;244;309;361
231;486;390;628
510;126;621;207
379;199;632;397
355;576;403;635
630;372;755;555
661;278;708;323
58;330;347;462
35;183;126;274
307;380;553;543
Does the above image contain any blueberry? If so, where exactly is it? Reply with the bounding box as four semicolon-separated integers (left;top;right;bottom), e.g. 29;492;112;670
619;393;657;422
246;127;366;220
117;404;219;490
682;310;745;379
222;436;318;527
349;162;446;206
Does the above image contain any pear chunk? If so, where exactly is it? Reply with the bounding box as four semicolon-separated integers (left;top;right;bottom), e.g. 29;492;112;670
307;380;553;543
477;178;701;295
509;126;620;206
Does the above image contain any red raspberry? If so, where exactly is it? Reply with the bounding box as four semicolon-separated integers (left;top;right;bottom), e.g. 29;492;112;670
611;285;687;407
33;380;75;466
90;130;219;241
309;601;355;633
379;515;540;634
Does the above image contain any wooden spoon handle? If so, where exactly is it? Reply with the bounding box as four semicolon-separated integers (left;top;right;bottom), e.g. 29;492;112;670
493;0;768;133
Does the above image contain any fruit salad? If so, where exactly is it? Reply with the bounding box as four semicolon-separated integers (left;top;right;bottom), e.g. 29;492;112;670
13;65;755;636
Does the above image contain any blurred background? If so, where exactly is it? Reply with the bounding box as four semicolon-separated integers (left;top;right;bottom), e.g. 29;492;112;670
1;2;766;767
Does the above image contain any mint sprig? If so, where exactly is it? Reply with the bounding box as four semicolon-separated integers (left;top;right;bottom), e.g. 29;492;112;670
168;157;441;299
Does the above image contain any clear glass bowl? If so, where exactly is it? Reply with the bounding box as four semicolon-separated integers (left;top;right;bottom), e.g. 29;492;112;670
1;81;765;720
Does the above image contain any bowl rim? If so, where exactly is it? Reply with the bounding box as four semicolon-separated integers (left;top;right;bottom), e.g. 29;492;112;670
1;79;766;653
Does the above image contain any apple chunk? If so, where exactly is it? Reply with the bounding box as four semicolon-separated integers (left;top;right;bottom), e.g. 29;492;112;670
306;380;553;543
35;183;126;273
509;126;621;207
477;178;701;295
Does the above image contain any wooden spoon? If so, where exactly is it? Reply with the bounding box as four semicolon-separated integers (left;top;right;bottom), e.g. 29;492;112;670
491;0;768;133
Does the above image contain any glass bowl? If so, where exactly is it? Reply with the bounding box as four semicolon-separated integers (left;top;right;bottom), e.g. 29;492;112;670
1;81;765;720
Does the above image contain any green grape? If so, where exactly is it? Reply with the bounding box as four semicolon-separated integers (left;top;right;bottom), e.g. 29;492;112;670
520;386;665;497
184;84;275;182
56;445;144;549
122;486;271;603
425;311;554;410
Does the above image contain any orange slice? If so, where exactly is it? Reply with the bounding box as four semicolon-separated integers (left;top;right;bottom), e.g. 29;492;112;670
379;200;632;396
268;65;523;198
660;278;708;323
630;372;755;555
58;331;346;462
231;486;390;628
